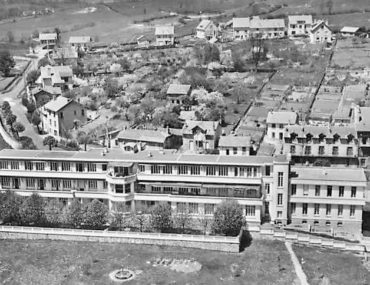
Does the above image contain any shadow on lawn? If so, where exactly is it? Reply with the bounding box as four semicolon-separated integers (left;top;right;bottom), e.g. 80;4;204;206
239;230;253;252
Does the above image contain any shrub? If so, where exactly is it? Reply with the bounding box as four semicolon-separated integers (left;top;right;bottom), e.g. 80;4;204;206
83;199;109;229
0;190;22;224
212;200;245;236
19;193;46;226
150;202;173;233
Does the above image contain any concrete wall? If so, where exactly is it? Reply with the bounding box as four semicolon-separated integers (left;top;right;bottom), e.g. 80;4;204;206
0;226;240;253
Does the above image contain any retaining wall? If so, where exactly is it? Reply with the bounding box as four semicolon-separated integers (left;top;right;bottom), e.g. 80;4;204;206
0;226;240;253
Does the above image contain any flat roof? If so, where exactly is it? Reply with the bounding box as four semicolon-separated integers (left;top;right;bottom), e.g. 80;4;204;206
0;149;277;165
291;167;366;183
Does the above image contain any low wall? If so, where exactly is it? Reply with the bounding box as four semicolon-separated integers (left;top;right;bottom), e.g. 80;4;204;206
0;226;240;253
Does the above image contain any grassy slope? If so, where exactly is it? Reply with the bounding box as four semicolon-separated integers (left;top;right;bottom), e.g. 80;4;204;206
0;239;295;285
293;244;370;285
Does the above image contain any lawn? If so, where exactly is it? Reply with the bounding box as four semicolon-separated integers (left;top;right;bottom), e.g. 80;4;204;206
331;38;370;69
0;239;295;285
293;244;370;285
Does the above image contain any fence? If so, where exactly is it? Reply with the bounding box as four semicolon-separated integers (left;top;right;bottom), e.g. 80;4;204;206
0;226;240;253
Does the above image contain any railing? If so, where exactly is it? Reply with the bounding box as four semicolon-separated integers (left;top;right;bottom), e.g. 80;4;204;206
136;190;262;199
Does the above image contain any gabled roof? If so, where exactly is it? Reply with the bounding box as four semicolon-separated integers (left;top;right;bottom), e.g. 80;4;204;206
311;20;331;32
266;111;298;125
183;120;219;135
285;124;356;138
233;17;251;29
68;36;92;44
118;129;171;144
340;26;360;33
39;33;57;41
167;84;191;95
288;15;313;25
197;19;214;30
250;18;285;29
43;96;75;112
53;47;78;60
31;86;62;96
155;25;175;36
219;135;251;147
40;65;73;79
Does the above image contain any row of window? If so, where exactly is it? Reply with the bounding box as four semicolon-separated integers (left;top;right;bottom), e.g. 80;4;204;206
291;185;357;198
176;203;256;216
0;161;107;172
290;145;354;156
292;203;356;217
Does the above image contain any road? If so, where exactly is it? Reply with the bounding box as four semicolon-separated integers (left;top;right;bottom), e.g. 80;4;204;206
0;51;48;149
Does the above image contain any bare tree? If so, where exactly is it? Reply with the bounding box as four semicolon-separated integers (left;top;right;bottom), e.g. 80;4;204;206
249;33;267;71
173;203;191;233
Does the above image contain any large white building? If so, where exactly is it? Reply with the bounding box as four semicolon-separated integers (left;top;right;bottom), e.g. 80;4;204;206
0;148;366;239
233;17;286;40
288;15;313;37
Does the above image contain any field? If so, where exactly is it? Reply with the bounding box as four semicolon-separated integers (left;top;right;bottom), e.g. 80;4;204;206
293;244;370;285
0;239;296;285
331;38;370;69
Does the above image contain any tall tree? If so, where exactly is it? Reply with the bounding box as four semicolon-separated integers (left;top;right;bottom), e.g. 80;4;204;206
5;113;16;131
132;203;150;232
63;198;84;228
19;193;46;226
0;190;22;224
211;199;245;236
43;135;56;150
26;70;40;85
0;50;15;77
31;111;41;132
150;202;173;233
173;203;191;233
77;131;94;151
249;33;267;70
13;122;25;139
83;199;109;229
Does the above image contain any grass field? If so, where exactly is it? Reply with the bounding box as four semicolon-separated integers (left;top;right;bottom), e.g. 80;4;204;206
331;38;370;69
293;244;370;285
0;239;296;285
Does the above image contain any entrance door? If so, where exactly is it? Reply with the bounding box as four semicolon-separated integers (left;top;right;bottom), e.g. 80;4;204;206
38;179;45;190
13;178;19;189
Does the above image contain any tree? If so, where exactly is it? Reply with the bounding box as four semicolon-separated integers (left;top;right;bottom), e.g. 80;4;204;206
38;57;50;68
110;203;130;230
118;57;131;71
326;0;333;15
1;101;11;116
26;102;36;114
197;214;211;235
203;44;220;64
43;135;56;150
150;202;173;233
83;199;109;229
7;31;14;43
13;122;25;139
211;200;245;236
54;27;61;45
26;70;40;85
44;199;64;226
19;193;46;226
0;190;22;224
0;50;15;77
249;33;267;70
31;111;41;132
32;29;39;39
132;204;150;232
110;63;122;76
77;131;94;151
6;113;16;131
173;203;191;233
104;78;120;98
63;198;84;228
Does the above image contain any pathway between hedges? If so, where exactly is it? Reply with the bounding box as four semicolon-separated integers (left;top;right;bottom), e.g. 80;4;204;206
285;241;309;285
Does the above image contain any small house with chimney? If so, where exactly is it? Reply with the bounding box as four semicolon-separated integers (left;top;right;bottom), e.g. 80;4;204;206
182;120;221;152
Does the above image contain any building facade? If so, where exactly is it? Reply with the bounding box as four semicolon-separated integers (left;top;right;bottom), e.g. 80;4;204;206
155;26;175;46
288;15;313;37
233;17;286;40
196;20;218;39
310;20;333;44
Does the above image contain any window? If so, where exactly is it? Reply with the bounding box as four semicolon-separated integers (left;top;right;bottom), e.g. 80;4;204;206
81;109;85;116
314;204;320;215
272;123;276;128
327;185;332;197
89;180;98;189
305;146;311;155
350;205;356;217
339;186;344;197
233;147;237;155
265;183;270;194
206;166;216;176
265;166;271;176
338;205;343;216
1;177;10;187
50;162;58;171
177;202;186;213
62;180;71;189
178;165;188;175
0;160;8;169
26;178;35;189
25;161;33;171
347;147;353;156
234;167;238;177
125;184;131;193
246;205;256;216
189;203;198;214
152;186;161;192
277;211;283;218
151;165;160;174
205;204;215;215
332;146;338;155
279;124;284;129
115;185;123;193
219;166;228;176
190;166;200;175
51;179;59;190
291;203;296;214
290;145;296;154
62;162;70;171
337;221;343;227
278;172;283;187
87;163;96;172
163;165;172;174
10;161;19;170
302;203;308;215
303;185;309;196
277;193;283;205
326;204;331;216
226;149;230;155
35;162;45;171
138;164;145;172
291;184;296;196
103;181;108;189
242;147;247;155
319;146;325;155
272;132;275;138
351;187;356;198
315;185;320;196
60;112;63;119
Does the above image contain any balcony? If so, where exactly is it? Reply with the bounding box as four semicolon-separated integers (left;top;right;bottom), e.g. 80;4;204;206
106;172;137;184
136;189;262;199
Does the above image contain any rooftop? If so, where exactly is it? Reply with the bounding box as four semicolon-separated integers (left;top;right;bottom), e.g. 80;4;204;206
39;33;57;41
31;86;62;96
183;120;219;135
0;148;276;165
266;111;298;125
219;135;251;147
155;25;175;36
232;17;285;29
288;15;313;25
167;84;191;95
291;167;366;183
285;124;356;138
311;20;331;32
341;26;360;33
68;36;92;44
197;19;213;30
118;129;171;144
43;96;74;112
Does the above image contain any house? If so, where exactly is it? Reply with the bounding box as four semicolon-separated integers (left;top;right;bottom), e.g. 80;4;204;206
137;35;151;48
309;20;333;44
68;36;92;51
288;15;313;37
340;26;360;37
266;111;298;141
233;16;286;40
41;96;86;138
155;25;175;46
39;33;57;50
166;84;191;105
52;47;78;66
115;128;180;150
37;65;73;90
29;86;62;108
182;120;222;152
196;19;218;40
218;135;252;156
